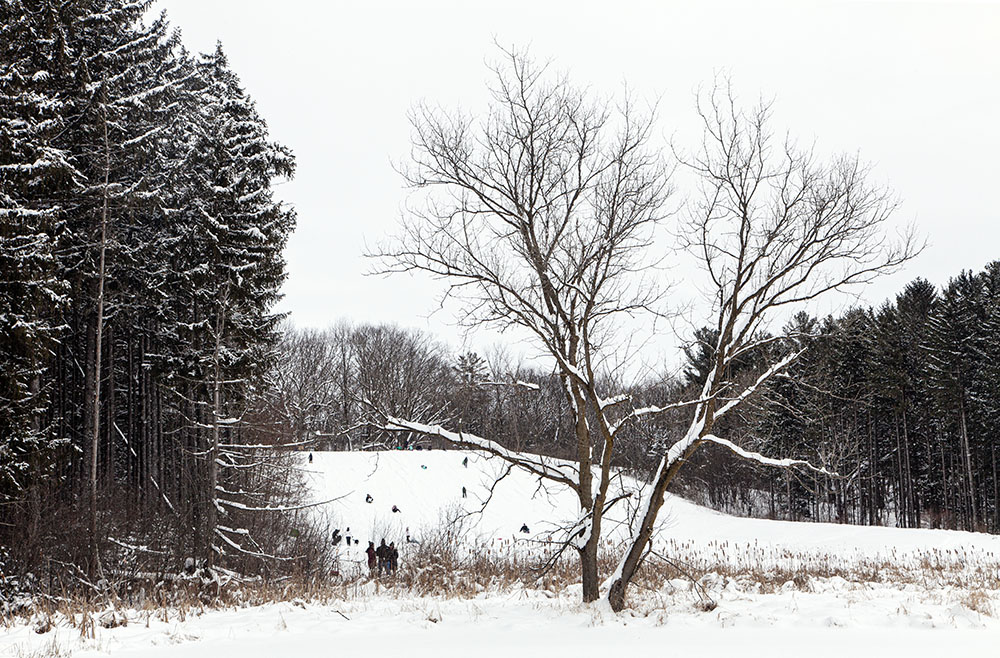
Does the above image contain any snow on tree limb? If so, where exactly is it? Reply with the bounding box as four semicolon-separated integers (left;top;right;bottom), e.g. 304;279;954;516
714;349;805;419
215;526;297;561
381;416;579;489
216;493;349;513
702;435;837;476
609;395;716;437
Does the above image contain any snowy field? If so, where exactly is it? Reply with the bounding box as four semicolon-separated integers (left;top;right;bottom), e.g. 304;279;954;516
4;595;999;658
302;450;1000;558
5;450;1000;657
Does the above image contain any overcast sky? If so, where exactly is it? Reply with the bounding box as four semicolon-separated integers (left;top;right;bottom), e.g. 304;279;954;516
153;0;999;376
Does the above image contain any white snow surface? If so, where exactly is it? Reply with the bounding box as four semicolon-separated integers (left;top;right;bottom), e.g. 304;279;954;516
304;449;621;558
6;449;1000;657
4;595;999;657
303;449;1000;560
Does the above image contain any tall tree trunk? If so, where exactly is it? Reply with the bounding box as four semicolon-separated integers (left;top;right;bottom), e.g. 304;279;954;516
959;399;977;530
901;411;916;528
88;80;111;582
893;413;906;527
608;418;708;612
992;442;999;532
206;303;225;567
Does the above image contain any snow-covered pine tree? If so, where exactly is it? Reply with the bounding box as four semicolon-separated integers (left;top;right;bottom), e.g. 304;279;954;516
162;44;296;564
39;0;182;577
925;272;984;530
870;279;937;528
967;263;1000;530
0;0;79;556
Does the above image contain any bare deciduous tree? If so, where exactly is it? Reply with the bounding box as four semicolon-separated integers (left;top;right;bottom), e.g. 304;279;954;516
374;54;917;610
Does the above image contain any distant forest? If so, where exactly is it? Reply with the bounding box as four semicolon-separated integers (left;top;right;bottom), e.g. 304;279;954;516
275;262;1000;535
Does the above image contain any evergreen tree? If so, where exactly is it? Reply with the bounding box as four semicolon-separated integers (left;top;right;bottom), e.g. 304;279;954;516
0;0;75;504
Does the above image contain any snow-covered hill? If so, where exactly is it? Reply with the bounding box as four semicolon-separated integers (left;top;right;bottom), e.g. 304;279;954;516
304;449;1000;566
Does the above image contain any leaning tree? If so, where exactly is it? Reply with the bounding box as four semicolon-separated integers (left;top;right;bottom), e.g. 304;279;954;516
605;80;919;610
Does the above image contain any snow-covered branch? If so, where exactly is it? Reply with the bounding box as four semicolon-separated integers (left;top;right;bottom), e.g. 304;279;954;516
215;526;297;561
714;349;805;419
609;395;715;437
381;416;579;489
702;435;836;476
215;494;349;513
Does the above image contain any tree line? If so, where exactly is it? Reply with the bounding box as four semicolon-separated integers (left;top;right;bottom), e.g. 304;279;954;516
681;264;1000;534
275;260;1000;540
1;0;297;582
269;323;569;457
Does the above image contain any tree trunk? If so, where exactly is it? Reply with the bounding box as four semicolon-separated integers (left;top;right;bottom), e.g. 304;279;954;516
206;300;226;566
87;80;111;582
608;431;703;612
959;399;977;530
992;442;999;532
580;538;599;603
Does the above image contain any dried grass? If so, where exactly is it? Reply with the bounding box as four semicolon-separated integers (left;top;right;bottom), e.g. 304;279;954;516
4;530;999;622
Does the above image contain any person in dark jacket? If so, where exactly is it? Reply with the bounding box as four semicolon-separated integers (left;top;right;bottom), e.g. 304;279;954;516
365;541;377;574
376;538;389;576
389;542;399;574
519;523;530;533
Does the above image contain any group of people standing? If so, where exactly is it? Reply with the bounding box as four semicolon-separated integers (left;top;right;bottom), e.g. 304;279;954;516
366;539;399;576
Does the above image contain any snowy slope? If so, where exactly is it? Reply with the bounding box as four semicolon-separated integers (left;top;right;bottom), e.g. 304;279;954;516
5;449;1000;658
303;449;1000;562
303;449;598;568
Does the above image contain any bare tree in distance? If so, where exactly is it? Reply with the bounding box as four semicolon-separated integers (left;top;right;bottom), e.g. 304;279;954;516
371;46;675;602
604;78;921;610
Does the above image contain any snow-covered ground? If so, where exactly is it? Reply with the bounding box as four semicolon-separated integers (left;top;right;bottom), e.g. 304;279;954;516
5;449;1000;657
4;593;999;658
304;450;1000;578
303;449;1000;554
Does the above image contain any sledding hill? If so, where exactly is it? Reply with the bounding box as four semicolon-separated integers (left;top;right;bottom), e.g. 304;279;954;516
303;449;591;548
303;450;1000;566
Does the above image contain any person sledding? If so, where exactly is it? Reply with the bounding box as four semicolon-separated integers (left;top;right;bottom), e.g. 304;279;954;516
519;523;530;533
391;504;401;513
